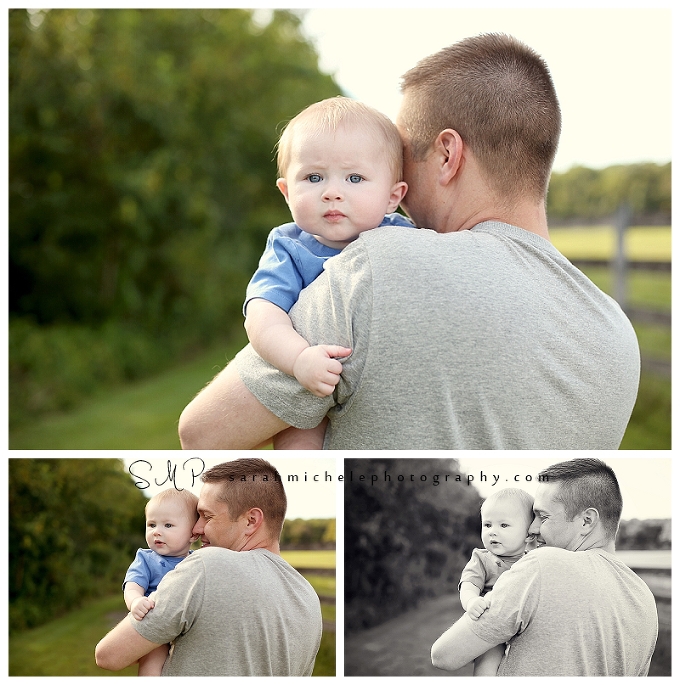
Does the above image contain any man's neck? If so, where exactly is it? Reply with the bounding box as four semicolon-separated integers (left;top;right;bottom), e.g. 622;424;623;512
241;536;281;555
456;201;550;240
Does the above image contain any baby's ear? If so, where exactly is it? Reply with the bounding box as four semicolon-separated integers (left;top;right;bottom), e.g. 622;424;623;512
276;178;290;203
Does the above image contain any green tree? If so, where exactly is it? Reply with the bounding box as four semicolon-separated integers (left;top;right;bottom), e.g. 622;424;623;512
9;9;341;421
547;162;671;220
9;458;148;631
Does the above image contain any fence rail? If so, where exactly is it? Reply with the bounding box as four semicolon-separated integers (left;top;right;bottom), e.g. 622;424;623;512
568;207;671;378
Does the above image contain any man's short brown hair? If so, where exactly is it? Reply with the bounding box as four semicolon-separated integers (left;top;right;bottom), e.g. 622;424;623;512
201;458;287;538
400;33;561;201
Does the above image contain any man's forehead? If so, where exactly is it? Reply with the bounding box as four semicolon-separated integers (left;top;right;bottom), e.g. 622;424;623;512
198;482;231;509
533;482;563;511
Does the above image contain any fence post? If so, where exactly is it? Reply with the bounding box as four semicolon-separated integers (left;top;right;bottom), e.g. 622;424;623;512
613;204;632;311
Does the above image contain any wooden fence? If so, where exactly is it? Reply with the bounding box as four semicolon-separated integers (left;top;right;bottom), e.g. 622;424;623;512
567;206;671;378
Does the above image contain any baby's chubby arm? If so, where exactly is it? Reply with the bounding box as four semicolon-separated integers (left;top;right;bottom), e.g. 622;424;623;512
459;581;491;620
124;581;155;621
245;298;351;397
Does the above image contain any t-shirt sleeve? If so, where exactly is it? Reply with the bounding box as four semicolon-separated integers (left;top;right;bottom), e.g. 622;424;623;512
244;230;306;315
459;549;487;592
130;552;206;646
233;239;373;431
465;551;541;645
123;549;151;593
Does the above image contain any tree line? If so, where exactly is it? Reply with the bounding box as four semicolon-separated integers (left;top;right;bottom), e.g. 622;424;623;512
8;9;671;426
547;162;670;222
344;458;483;633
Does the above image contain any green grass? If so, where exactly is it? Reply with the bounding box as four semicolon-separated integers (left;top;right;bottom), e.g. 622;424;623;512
550;226;671;261
9;337;247;449
281;549;336;569
9;594;137;677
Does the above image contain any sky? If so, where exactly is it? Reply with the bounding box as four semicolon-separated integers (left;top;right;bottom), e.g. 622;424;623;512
298;6;672;173
457;456;672;520
123;456;337;519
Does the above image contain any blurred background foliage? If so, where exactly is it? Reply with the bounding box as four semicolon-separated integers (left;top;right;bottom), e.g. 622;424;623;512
8;9;671;432
9;458;147;632
344;458;483;633
546;162;670;222
9;8;340;425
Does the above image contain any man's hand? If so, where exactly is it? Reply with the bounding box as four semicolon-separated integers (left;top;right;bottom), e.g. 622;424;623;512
293;345;351;397
466;595;491;620
130;595;155;621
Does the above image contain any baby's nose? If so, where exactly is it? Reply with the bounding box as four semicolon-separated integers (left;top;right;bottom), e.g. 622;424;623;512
323;185;342;201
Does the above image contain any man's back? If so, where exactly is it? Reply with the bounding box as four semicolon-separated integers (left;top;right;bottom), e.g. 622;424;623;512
235;221;639;448
468;547;658;676
308;223;639;448
133;547;322;676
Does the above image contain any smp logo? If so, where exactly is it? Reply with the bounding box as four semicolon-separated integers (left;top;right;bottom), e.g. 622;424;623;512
127;458;205;491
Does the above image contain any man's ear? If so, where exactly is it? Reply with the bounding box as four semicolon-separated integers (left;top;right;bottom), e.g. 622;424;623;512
386;181;408;213
580;507;600;534
276;178;290;203
243;507;265;536
435;129;464;186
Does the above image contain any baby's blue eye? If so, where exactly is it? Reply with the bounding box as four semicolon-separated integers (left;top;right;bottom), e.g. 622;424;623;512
348;174;363;183
307;174;322;183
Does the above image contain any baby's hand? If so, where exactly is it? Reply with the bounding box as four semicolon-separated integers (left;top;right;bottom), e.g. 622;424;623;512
293;345;352;397
466;595;491;621
130;595;155;621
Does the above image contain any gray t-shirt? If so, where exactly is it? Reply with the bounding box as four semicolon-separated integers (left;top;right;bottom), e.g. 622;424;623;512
130;547;322;676
467;546;658;676
235;221;640;449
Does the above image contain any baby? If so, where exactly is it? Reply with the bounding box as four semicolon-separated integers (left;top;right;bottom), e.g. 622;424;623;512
122;488;199;676
243;96;412;449
459;488;536;676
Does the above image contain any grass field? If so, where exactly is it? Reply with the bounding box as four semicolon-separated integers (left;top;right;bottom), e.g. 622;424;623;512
281;549;336;569
549;226;671;261
9;550;336;677
9;227;670;450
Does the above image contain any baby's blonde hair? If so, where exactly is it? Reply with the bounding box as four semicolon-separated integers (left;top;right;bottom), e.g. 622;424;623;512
481;487;534;528
276;96;404;183
145;488;199;525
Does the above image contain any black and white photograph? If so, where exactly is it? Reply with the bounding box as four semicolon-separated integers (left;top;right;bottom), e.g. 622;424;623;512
344;457;670;677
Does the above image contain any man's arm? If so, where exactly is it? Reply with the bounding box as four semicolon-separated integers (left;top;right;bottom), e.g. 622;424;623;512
178;359;290;449
95;615;163;671
431;615;501;671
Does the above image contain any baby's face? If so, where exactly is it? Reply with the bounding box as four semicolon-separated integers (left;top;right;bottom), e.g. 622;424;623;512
480;498;531;557
277;123;406;249
145;499;196;558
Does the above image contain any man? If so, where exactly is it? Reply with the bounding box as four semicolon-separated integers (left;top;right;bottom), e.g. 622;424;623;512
95;458;322;676
431;458;658;676
178;33;639;450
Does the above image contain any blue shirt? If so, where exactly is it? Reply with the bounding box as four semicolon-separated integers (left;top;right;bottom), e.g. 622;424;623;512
244;213;414;315
123;548;190;596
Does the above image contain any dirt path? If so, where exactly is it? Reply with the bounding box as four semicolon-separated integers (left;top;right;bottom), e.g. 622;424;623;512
344;593;472;677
